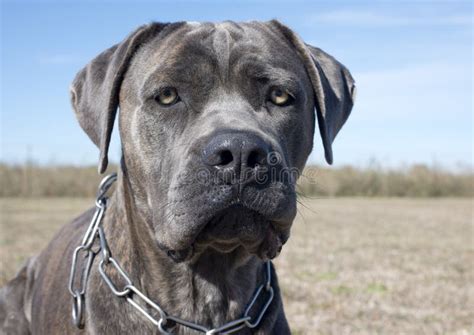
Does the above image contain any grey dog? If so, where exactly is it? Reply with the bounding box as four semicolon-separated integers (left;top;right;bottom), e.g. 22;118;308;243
0;20;355;334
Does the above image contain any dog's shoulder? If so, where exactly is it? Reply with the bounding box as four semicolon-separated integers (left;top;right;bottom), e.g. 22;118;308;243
43;206;96;252
0;256;36;335
34;206;96;268
0;207;96;334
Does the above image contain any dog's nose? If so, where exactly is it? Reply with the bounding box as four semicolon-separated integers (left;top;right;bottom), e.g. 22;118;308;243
203;132;271;177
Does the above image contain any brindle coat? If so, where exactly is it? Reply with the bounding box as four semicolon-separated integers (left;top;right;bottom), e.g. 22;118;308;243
0;20;355;334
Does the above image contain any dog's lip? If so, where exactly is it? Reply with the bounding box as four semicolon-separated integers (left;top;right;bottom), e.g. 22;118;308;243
206;203;248;223
192;203;288;254
195;239;242;253
200;203;267;231
162;201;292;262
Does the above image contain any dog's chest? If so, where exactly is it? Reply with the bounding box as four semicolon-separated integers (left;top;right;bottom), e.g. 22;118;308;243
86;267;248;334
172;273;246;331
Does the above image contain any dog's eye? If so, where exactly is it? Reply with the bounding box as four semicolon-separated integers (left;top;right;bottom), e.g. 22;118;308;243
269;87;293;106
155;87;179;106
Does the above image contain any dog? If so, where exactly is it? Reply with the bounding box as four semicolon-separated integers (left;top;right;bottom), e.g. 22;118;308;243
0;20;355;334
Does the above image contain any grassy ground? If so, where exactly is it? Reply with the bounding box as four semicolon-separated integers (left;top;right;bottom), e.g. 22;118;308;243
0;198;472;334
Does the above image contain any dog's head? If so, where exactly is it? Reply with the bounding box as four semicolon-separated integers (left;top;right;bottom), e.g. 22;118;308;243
70;21;355;262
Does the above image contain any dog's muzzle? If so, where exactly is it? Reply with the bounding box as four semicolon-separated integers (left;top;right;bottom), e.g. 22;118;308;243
158;131;296;263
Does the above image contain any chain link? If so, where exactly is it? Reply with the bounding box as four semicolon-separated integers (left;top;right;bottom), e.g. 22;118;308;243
69;173;274;334
68;173;117;328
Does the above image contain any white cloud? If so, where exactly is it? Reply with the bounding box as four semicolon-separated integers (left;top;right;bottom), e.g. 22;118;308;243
309;10;472;27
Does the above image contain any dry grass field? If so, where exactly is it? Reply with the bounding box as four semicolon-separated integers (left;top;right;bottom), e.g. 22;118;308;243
0;197;472;334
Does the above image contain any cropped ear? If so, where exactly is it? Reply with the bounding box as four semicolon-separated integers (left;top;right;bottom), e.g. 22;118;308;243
70;22;170;173
269;20;356;164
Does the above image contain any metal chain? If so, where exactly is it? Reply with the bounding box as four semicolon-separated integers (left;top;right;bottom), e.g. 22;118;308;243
68;172;117;328
69;173;274;334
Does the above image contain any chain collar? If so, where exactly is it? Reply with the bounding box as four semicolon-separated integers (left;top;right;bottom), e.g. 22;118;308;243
68;173;275;334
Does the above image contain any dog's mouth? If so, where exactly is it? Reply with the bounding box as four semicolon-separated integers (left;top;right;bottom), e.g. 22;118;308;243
198;205;268;246
165;204;289;263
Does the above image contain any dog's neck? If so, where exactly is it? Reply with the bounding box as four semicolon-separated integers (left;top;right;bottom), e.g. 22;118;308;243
101;172;265;328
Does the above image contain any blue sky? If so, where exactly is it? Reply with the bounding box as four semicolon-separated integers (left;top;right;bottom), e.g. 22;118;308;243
1;0;472;169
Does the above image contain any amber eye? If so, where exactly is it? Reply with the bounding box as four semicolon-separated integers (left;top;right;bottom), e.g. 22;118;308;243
155;87;179;106
269;87;293;106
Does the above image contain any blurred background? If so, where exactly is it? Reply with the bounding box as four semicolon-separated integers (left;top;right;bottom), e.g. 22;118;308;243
1;1;472;334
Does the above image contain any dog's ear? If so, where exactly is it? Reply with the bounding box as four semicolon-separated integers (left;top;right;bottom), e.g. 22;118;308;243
268;20;356;164
70;23;170;173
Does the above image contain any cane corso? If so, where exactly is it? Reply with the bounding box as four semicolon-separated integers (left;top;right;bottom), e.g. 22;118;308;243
0;20;355;334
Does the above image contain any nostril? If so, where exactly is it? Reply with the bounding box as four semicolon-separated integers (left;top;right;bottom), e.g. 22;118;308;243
203;132;272;171
218;150;234;166
247;150;265;168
